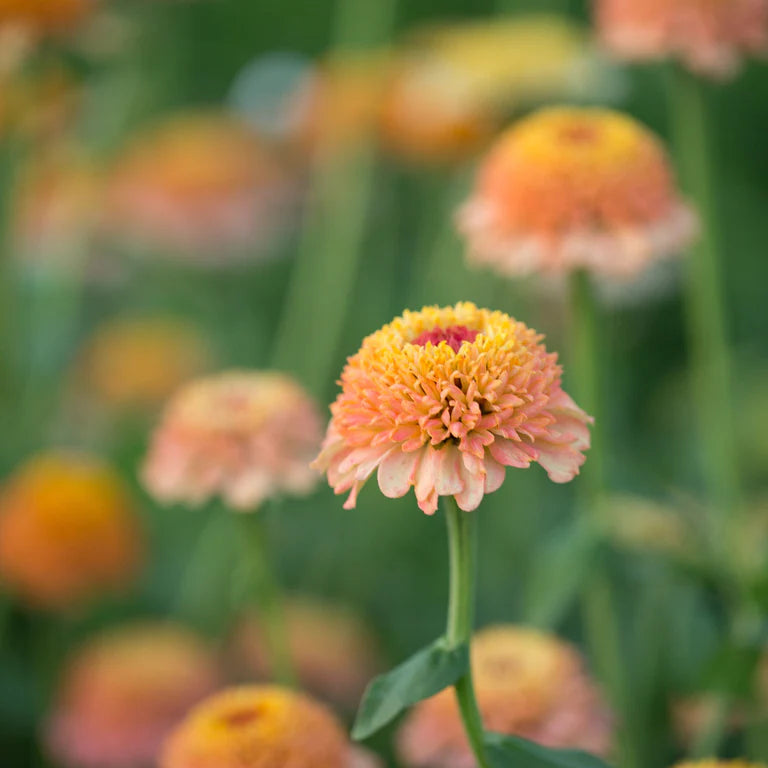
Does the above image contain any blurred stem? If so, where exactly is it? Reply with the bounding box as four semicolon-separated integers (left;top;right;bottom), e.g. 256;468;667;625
240;511;296;688
667;66;740;532
570;272;638;768
444;497;490;768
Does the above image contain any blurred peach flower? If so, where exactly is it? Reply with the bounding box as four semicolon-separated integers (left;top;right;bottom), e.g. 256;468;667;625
143;371;322;511
458;107;696;279
0;452;142;610
313;303;591;515
232;597;381;710
75;316;212;415
160;685;361;768
595;0;768;79
398;626;612;768
46;623;221;768
104;113;297;263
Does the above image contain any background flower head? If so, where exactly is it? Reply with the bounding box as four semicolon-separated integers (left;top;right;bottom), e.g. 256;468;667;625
595;0;768;79
160;685;352;768
0;0;94;36
397;625;612;768
45;622;221;768
313;303;591;515
143;371;322;511
0;451;142;610
104;112;296;262
458;107;696;279
232;596;381;710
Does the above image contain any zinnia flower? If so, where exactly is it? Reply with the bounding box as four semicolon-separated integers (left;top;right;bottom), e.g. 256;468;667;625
143;371;322;510
595;0;768;79
0;452;142;609
458;107;696;279
75;316;211;414
45;623;221;768
0;0;93;36
397;626;612;768
232;597;381;710
313;303;591;515
160;685;362;768
104;113;296;262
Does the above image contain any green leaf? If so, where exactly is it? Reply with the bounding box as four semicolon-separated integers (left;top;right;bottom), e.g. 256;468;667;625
352;638;469;741
484;733;613;768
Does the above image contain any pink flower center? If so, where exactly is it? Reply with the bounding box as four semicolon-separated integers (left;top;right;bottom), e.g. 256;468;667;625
411;325;479;352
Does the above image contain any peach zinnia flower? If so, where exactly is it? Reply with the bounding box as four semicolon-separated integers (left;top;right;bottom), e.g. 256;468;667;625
397;626;612;768
0;452;142;610
160;686;361;768
143;371;322;510
313;303;591;515
76;316;212;414
595;0;768;79
458;107;696;279
232;597;381;710
46;623;221;768
105;113;296;262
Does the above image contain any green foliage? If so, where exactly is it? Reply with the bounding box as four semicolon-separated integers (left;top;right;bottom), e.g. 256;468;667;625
485;733;613;768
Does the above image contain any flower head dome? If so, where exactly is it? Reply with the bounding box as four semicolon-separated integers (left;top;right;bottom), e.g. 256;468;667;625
104;113;296;263
160;686;356;768
397;626;612;768
458;107;696;279
45;623;221;768
233;597;381;710
143;371;322;511
76;316;212;414
313;303;590;515
595;0;768;79
0;452;142;609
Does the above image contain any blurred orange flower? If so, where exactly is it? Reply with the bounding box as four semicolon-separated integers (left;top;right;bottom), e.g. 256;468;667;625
0;452;142;610
458;107;696;279
160;685;359;768
143;371;322;510
75;316;212;414
46;623;221;768
232;597;381;710
104;113;296;262
596;0;768;79
313;303;591;515
0;0;93;35
397;626;613;768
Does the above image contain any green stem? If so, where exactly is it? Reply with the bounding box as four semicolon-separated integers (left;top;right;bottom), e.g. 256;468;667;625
444;497;490;768
667;66;740;530
240;512;296;688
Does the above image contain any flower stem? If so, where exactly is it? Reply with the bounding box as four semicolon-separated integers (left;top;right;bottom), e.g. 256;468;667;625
444;497;490;768
240;512;296;688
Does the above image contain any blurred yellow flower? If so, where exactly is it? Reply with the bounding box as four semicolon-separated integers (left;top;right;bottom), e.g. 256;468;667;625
160;686;352;768
104;113;296;262
459;107;696;278
233;597;381;710
0;452;143;610
143;371;322;510
76;316;212;414
397;625;612;767
46;622;222;768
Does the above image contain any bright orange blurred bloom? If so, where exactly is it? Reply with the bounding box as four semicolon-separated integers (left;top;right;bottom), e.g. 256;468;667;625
46;622;222;768
0;452;142;610
232;597;381;710
0;0;94;35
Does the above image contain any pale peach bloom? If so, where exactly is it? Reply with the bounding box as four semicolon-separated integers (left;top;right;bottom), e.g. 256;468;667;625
104;113;296;263
160;686;363;768
232;597;381;710
458;107;696;280
313;303;591;516
595;0;768;79
75;316;212;414
45;623;221;768
143;371;322;511
0;452;142;610
398;626;612;768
